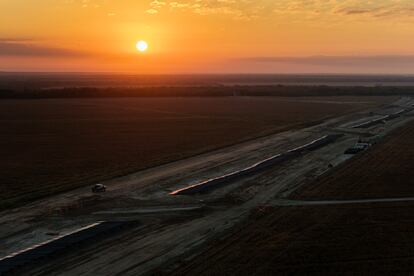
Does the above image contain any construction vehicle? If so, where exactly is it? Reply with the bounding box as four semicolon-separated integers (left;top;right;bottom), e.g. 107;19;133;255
92;184;106;193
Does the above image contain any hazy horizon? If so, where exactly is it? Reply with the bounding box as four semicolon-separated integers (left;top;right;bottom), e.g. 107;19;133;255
4;73;414;92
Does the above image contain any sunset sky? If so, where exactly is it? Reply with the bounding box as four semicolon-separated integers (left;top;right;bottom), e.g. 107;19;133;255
2;0;414;73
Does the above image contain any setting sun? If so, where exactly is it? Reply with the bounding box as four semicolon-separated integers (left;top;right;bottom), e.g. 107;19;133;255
136;40;148;53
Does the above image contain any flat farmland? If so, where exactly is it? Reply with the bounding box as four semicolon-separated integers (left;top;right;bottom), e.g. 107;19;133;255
167;115;414;275
0;96;391;208
168;203;414;275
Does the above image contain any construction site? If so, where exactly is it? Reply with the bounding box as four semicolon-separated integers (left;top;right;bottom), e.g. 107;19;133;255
1;97;414;275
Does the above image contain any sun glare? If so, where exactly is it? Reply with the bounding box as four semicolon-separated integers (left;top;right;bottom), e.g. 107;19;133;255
136;40;148;52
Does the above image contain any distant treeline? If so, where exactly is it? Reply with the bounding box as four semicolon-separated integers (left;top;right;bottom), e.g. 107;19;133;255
1;85;414;99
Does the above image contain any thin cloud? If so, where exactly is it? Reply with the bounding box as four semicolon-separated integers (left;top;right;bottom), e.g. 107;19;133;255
145;0;266;20
145;0;414;20
65;0;102;8
146;0;166;14
238;55;414;67
0;40;86;57
338;9;373;15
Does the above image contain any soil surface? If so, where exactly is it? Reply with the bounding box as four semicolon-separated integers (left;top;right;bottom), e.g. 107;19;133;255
0;96;391;208
1;97;411;276
166;109;414;276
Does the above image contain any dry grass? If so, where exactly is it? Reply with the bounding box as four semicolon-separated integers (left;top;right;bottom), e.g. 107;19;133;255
0;96;391;208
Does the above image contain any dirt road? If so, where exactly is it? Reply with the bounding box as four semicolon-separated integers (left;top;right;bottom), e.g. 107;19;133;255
167;115;414;275
1;97;413;275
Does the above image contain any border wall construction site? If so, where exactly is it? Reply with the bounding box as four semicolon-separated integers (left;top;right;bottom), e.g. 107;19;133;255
1;97;414;275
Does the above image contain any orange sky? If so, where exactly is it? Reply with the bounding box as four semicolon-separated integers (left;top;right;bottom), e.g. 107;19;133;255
1;0;414;73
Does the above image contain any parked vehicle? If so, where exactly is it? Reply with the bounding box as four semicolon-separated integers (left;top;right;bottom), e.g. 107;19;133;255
92;184;106;193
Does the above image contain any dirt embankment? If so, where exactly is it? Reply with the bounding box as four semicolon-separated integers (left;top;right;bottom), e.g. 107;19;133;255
292;120;414;200
0;96;391;209
165;119;414;275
